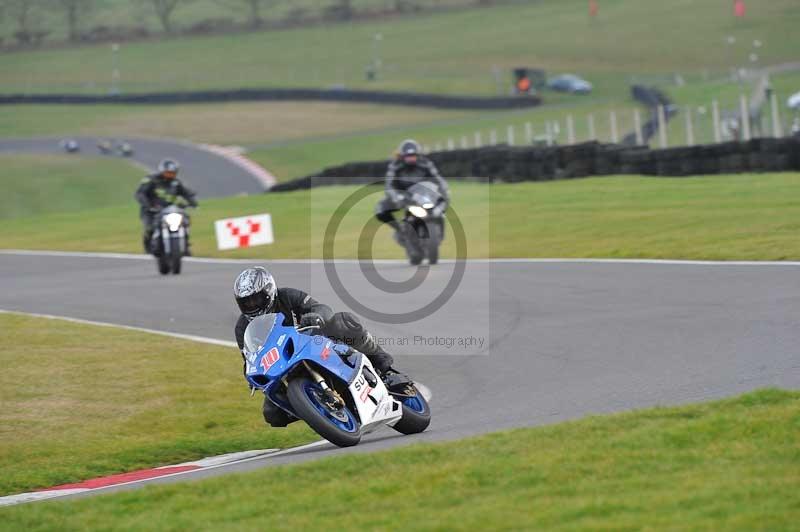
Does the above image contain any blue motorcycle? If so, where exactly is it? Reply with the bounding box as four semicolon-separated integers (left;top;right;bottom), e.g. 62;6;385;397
243;313;431;447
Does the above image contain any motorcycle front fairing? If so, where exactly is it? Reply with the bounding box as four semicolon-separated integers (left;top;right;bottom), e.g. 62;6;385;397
157;205;187;255
242;313;402;430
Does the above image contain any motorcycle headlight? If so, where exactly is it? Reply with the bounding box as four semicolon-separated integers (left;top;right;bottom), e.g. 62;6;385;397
164;213;184;231
422;202;435;209
408;206;428;218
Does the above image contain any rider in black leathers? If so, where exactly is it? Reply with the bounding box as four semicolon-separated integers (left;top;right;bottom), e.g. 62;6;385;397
233;266;399;428
134;159;198;253
375;139;450;238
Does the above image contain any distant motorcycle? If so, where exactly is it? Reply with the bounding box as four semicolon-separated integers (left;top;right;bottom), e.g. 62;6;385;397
149;205;191;275
396;182;447;265
97;140;113;155
243;313;431;447
117;142;134;157
61;139;80;153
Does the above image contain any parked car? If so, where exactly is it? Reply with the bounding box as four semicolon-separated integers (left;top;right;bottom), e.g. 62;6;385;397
788;91;800;110
547;74;593;94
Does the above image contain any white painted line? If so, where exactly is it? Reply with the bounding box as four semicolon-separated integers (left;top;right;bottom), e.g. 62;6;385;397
0;440;331;507
0;489;90;507
170;448;280;468
0;309;237;348
2;249;800;266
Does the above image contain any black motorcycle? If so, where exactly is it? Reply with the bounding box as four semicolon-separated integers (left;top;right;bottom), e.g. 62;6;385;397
397;182;447;265
150;205;191;275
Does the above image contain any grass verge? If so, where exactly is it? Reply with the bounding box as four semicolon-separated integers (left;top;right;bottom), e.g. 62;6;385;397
0;313;316;496
2;174;800;260
2;389;798;529
0;154;143;219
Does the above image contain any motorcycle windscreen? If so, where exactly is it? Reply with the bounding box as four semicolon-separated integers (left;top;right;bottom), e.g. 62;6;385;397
407;182;442;207
243;313;279;355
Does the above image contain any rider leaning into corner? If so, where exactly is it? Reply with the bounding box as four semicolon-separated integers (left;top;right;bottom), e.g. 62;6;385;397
233;266;408;428
134;159;198;254
375;139;450;241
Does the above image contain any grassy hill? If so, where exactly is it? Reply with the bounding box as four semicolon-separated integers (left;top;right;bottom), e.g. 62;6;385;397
2;0;798;96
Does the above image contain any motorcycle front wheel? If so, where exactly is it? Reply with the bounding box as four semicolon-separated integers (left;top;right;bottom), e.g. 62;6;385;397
287;377;362;447
169;235;182;275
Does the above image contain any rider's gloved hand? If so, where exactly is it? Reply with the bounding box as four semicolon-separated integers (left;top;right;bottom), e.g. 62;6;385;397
299;312;325;329
388;190;405;204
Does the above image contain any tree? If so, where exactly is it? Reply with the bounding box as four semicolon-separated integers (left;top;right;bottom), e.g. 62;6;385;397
225;0;283;29
148;0;187;32
58;0;94;42
324;0;352;21
4;0;43;45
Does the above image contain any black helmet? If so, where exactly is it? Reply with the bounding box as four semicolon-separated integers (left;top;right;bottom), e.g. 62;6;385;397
234;266;277;318
158;159;180;179
399;139;420;157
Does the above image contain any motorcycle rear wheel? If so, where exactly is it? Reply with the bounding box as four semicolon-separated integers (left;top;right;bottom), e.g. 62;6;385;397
392;385;431;435
287;377;362;447
424;220;443;265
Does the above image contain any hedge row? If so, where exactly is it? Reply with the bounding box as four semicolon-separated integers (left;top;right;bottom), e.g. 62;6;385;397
0;88;541;111
271;137;800;191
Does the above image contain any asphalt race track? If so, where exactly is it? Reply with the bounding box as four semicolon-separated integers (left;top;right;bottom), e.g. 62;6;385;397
2;251;799;498
0;137;267;198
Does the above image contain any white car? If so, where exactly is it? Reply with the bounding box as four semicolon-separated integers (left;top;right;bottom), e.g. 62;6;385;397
787;91;800;110
547;74;593;94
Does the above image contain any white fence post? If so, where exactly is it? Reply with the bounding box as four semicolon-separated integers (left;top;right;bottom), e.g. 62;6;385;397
489;129;498;146
587;114;596;141
524;122;533;144
657;105;668;148
712;100;721;143
770;92;783;138
545;122;553;146
634;108;644;145
460;136;468;149
434;142;442;152
447;138;455;150
566;115;575;145
739;94;751;141
610;111;619;143
685;106;695;146
506;125;515;146
474;131;483;147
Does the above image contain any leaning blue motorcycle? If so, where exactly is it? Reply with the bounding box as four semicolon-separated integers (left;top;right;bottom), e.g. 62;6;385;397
243;313;431;447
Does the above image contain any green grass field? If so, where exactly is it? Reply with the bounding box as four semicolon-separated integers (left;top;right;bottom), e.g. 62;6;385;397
3;0;798;96
0;154;143;219
0;312;315;496
3;388;797;529
2;173;799;261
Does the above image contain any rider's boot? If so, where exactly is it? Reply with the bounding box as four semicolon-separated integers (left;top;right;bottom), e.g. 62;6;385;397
142;234;151;254
389;220;409;245
357;332;412;390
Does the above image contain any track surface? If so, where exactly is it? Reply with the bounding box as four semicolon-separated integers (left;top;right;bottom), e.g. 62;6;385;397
0;137;267;198
2;252;799;497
